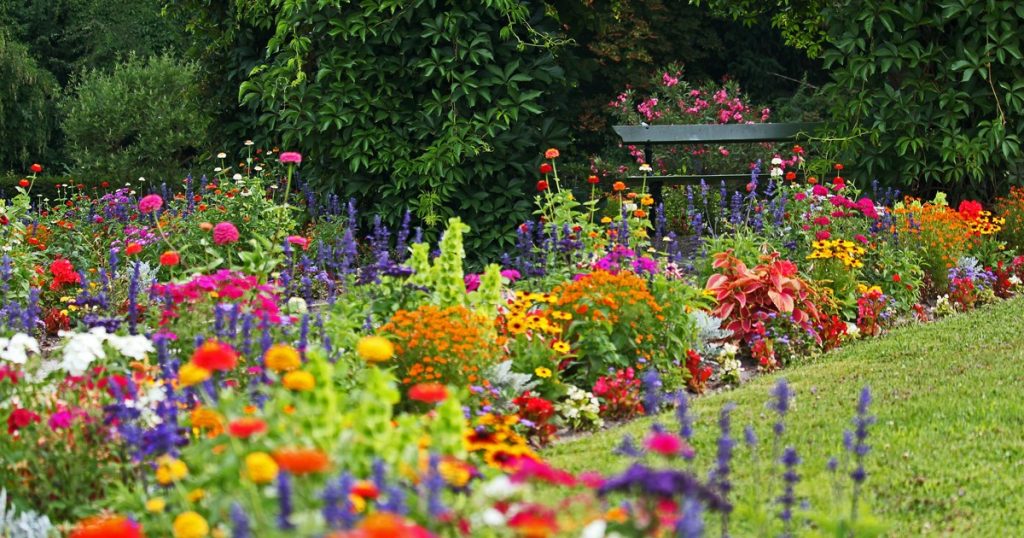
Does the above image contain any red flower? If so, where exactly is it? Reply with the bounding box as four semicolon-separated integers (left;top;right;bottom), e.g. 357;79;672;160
815;230;832;240
69;515;144;538
536;180;548;192
190;340;238;371
645;431;694;457
408;383;448;404
273;448;330;474
125;243;142;255
159;251;180;266
49;258;81;290
834;163;844;171
7;407;41;434
30;163;42;173
351;479;380;499
958;200;983;220
784;171;797;181
100;181;110;188
892;273;902;283
228;417;267;438
539;163;553;174
18;179;29;188
587;175;600;184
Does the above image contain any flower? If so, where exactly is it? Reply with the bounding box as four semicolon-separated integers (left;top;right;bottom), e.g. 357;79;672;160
190;340;238;371
48;409;73;430
264;344;301;372
534;367;552;378
539;163;553;174
178;362;211;387
7;407;40;434
408;382;448;403
282;370;315;391
357;336;394;363
279;152;303;164
125;243;142;256
156;456;189;485
612;181;627;192
352;479;380;499
212;222;240;245
30;163;42;173
18;179;29;188
536;180;549;191
587;175;600;184
172;511;209;538
59;329;106;375
146;497;167;513
0;333;39;365
272;448;330;474
544;148;560;159
69;515;143;538
138;194;163;214
160;251;180;266
229;417;268;438
638;163;653;173
551;340;570;353
245;452;279;484
286;235;309;249
645;431;694;457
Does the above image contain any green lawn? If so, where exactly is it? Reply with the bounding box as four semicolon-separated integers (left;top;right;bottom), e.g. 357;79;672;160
545;298;1024;536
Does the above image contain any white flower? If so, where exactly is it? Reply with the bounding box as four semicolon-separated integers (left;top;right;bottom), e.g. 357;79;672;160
106;334;154;360
845;322;860;339
771;157;783;165
287;297;308;314
232;173;243;180
217;152;227;159
581;520;607;538
1009;275;1022;286
0;333;39;364
480;475;521;500
244;140;254;146
60;330;107;376
480;508;506;527
214;167;223;172
638;163;653;173
720;343;739;357
770;166;783;179
254;166;263;172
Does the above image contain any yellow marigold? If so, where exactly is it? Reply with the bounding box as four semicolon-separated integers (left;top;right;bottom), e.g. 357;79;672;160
264;344;301;372
173;511;209;538
190;407;223;437
178;362;211;387
145;497;166;513
282;370;315;391
244;452;279;484
356;336;394;363
156;456;188;485
186;489;206;503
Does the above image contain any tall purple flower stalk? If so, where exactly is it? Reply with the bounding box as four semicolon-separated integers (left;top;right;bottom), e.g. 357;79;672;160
230;502;250;538
778;447;801;535
849;387;875;524
675;496;704;538
277;472;294;530
642;368;663;415
711;403;736;533
675;390;693;441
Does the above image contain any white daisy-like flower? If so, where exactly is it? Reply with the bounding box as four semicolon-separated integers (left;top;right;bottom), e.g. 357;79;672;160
106;333;154;360
232;173;243;180
217;152;227;159
244;140;254;146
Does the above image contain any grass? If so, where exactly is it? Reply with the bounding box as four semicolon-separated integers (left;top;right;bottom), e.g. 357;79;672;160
544;298;1024;536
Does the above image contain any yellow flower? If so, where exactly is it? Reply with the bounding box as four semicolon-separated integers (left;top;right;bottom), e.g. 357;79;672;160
551;340;570;354
534;367;553;378
264;344;301;372
156;456;188;485
244;452;279;484
282;370;315;391
600;216;612;224
348;493;367;513
145;497;166;513
187;489;206;503
356;336;394;363
178;362;211;388
173;511;209;538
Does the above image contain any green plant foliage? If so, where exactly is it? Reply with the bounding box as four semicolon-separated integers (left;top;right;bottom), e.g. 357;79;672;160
0;30;60;171
61;54;211;183
231;1;569;260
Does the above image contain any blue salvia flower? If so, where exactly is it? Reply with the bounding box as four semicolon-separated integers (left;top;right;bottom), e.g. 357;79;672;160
379;484;407;515
744;425;757;448
372;458;387;489
322;472;354;529
395;210;412;262
240;314;254;356
613;434;644;458
849;387;875;524
642;368;663;415
675;496;704;538
230;502;250;538
127;262;141;334
719;181;728;229
712;403;736;500
655;203;667;246
260;325;273;356
675;391;693;441
686;185;695;216
778;447;801;534
769;379;791;439
277;472;294;530
730;192;743;225
108;247;119;280
424;453;447;517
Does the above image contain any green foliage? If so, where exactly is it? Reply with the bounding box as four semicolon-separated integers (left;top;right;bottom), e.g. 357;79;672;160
226;1;569;259
821;0;1024;196
0;30;60;171
408;217;504;315
62;54;211;183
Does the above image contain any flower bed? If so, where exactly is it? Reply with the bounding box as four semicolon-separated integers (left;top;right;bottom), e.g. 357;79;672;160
0;148;1020;536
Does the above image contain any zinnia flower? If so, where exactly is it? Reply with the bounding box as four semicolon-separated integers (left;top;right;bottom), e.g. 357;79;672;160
544;148;560;159
30;163;42;173
351;479;380;500
264;344;301;372
160;251;180;266
172;511;209;538
587;175;599;184
125;243;142;255
155;456;189;485
69;515;143;538
7;407;40;434
286;235;309;249
279;152;303;164
272;448;330;474
612;181;627;192
244;452;279;484
645;431;694;457
408;382;448;403
536;180;548;191
282;370;315;391
138;194;163;214
190;340;238;371
178;362;211;387
212;222;240;245
356;336;393;363
228;417;268;438
539;163;553;175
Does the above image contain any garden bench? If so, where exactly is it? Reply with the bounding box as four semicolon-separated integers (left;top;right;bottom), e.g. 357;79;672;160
612;122;823;205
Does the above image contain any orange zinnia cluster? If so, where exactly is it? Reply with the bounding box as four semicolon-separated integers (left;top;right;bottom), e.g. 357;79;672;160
895;201;983;276
380;304;499;386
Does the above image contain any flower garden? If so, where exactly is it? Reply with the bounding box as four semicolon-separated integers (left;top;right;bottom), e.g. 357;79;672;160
4;2;1024;537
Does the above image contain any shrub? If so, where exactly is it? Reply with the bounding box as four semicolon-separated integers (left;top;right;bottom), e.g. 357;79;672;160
62;54;210;184
997;186;1024;252
379;304;500;388
0;30;60;171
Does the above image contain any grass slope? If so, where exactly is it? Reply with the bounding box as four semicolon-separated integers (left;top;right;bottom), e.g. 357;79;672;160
545;298;1024;536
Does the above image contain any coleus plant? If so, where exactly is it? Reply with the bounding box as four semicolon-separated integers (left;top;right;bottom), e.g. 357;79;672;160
705;250;821;343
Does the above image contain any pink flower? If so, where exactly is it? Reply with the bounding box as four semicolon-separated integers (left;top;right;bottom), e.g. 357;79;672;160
501;269;521;283
815;230;832;240
138;194;163;214
464;273;481;292
286;235;309;249
812;185;829;196
212;222;240;245
279;152;302;164
645;432;694;457
510;458;576;486
813;216;831;226
794;192;807;201
48;409;73;430
854;234;869;244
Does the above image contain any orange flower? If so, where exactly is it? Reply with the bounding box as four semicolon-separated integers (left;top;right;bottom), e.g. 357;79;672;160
190;406;223;437
227;417;267;439
272;448;330;474
69;515;144;538
612;181;627;192
544;148;560;159
190;340;238;371
351;479;380;500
